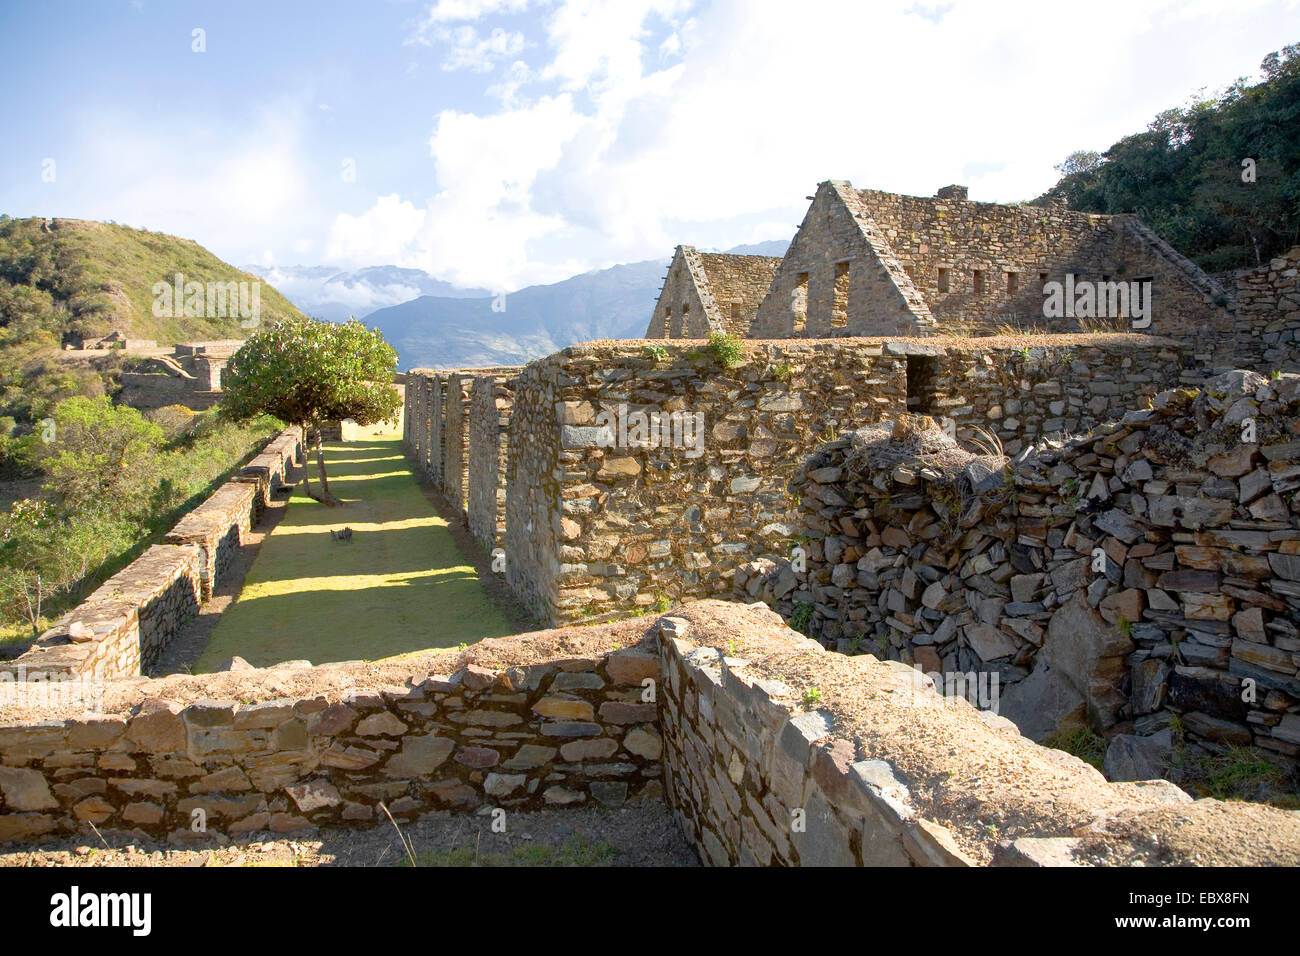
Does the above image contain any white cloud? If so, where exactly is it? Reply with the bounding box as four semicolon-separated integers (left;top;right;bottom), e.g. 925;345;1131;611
58;95;314;264
440;25;528;71
408;0;533;44
326;194;428;266
344;0;1300;289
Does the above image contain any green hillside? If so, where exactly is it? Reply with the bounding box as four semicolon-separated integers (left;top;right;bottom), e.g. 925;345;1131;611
1042;43;1300;273
0;216;304;343
0;216;306;444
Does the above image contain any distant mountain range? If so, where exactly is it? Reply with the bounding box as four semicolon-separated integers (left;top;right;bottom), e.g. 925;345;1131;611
246;239;789;370
243;264;491;322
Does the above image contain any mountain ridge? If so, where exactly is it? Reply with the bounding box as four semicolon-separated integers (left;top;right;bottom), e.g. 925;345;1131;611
344;238;790;369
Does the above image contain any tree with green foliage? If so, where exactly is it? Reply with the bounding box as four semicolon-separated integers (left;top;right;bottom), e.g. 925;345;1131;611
34;395;163;516
0;498;134;636
220;317;400;504
1042;44;1300;272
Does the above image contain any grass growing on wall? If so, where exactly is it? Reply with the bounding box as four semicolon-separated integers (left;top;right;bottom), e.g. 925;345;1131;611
196;436;516;671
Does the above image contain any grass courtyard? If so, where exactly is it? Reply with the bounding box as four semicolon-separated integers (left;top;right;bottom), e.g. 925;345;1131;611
195;433;517;672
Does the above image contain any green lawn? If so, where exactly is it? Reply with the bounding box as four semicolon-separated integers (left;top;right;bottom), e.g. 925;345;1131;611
195;435;516;672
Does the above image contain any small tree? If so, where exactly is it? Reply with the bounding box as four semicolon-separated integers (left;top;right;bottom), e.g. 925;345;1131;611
220;317;400;505
36;395;163;516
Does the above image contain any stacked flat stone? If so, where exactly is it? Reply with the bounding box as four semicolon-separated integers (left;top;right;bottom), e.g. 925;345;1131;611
2;545;202;681
1231;247;1300;370
741;369;1300;777
0;646;663;842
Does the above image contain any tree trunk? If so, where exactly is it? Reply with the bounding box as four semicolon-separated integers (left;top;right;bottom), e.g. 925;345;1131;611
315;430;339;506
299;421;313;498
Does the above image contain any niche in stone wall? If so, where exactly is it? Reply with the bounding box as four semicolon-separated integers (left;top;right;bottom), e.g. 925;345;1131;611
831;261;850;329
906;355;937;415
793;272;809;334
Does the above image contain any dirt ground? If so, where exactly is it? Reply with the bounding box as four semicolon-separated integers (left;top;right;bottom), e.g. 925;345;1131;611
0;804;699;868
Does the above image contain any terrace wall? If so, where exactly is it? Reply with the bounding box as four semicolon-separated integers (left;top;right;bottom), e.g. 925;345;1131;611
3;603;1295;866
0;427;302;686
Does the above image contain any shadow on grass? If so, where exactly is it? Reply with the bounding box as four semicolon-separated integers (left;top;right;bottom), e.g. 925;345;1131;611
196;437;517;672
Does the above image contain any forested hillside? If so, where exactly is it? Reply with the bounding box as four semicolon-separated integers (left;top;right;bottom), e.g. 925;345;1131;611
1042;44;1300;272
0;216;304;450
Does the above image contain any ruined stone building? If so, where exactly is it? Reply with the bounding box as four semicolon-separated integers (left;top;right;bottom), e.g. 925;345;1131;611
652;181;1238;358
644;245;782;338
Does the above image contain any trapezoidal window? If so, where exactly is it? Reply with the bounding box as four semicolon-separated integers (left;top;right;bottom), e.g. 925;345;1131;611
973;270;985;295
669;305;681;338
661;306;671;337
937;267;950;293
831;261;850;329
681;302;690;336
792;272;809;335
906;354;937;415
1006;271;1018;294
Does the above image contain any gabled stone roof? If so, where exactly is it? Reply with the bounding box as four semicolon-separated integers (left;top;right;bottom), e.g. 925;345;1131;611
691;250;783;335
832;182;937;329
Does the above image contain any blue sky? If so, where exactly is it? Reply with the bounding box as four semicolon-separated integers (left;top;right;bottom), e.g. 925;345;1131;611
2;0;1298;292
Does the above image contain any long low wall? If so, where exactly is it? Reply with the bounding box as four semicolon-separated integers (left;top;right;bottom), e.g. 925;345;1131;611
0;426;302;686
232;427;302;516
0;625;662;842
2;601;1296;865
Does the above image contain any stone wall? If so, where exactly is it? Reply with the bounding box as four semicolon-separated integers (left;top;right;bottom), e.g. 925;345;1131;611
0;546;202;682
442;372;472;514
2;602;1297;863
747;182;1235;365
0;628;664;843
233;427;303;516
165;481;258;601
402;368;521;508
752;182;935;338
657;602;1300;866
468;374;514;557
0;426;301;686
647;247;783;338
500;336;1192;626
645;246;715;339
118;373;221;412
895;334;1197;457
1230;246;1300;371
698;252;785;337
504;340;908;626
740;370;1300;778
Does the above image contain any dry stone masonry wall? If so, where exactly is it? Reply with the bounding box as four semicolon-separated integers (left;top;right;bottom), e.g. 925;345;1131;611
503;340;908;625
3;602;1296;865
0;427;302;687
408;337;1186;626
897;335;1197;457
739;371;1300;779
1231;246;1300;371
0;632;665;843
468;373;514;557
